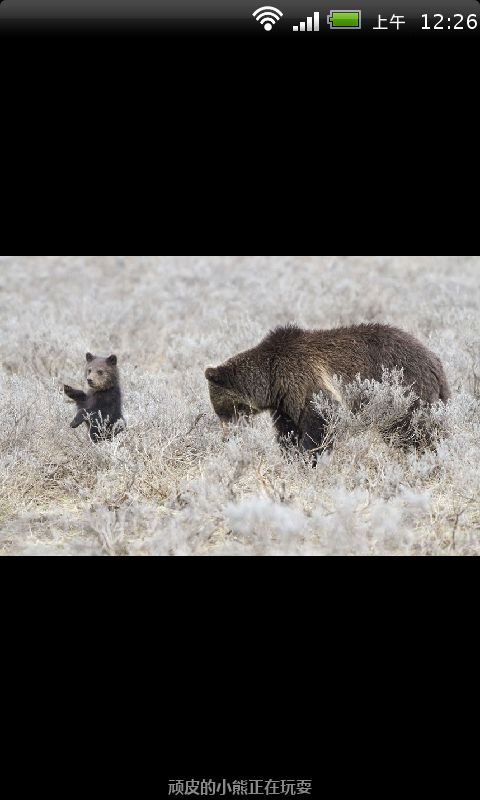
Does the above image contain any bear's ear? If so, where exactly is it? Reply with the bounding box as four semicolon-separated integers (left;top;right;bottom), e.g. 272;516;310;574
106;354;117;366
86;352;94;362
205;367;217;382
205;366;227;386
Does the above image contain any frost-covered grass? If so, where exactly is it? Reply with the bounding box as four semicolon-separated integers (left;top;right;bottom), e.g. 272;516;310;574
0;255;479;556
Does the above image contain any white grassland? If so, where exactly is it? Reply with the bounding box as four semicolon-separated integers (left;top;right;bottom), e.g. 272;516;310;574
0;255;479;556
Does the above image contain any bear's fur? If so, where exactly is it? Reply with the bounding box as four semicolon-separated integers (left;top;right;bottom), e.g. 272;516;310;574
64;353;124;442
205;324;450;454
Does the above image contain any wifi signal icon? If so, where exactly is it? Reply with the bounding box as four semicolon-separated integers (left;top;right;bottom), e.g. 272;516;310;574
252;6;284;31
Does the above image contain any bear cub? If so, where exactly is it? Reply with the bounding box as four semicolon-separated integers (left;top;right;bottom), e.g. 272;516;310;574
205;323;451;456
64;353;124;442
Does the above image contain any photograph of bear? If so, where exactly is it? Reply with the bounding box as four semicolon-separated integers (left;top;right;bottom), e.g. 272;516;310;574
205;324;451;455
64;353;124;442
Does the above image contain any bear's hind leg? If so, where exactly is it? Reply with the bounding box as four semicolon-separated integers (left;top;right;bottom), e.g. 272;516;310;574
70;410;87;429
380;400;435;451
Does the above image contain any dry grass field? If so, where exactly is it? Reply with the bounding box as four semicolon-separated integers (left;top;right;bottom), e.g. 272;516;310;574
0;255;479;556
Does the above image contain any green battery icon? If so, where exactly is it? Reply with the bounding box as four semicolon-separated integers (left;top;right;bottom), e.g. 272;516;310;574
327;10;362;29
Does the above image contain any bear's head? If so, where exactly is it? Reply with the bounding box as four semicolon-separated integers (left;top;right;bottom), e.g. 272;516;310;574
205;363;260;425
85;353;118;391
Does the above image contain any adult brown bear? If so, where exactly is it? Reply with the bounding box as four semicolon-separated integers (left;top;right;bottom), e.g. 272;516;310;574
205;324;450;455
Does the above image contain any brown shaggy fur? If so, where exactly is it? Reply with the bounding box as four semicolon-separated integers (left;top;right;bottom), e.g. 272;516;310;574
205;324;450;455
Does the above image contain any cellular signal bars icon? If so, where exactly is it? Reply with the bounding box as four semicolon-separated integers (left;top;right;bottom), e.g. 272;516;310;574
293;12;320;31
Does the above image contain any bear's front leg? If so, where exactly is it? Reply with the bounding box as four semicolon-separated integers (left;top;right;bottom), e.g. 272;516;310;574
64;385;88;403
271;410;300;454
300;408;330;461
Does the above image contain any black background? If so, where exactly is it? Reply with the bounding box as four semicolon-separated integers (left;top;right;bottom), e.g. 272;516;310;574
0;24;476;253
2;563;476;797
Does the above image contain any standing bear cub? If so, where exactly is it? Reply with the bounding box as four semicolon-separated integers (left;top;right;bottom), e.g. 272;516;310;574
64;353;124;442
205;324;450;454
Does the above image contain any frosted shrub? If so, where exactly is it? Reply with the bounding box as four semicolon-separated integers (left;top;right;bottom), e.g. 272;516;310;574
225;496;307;555
312;369;448;452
